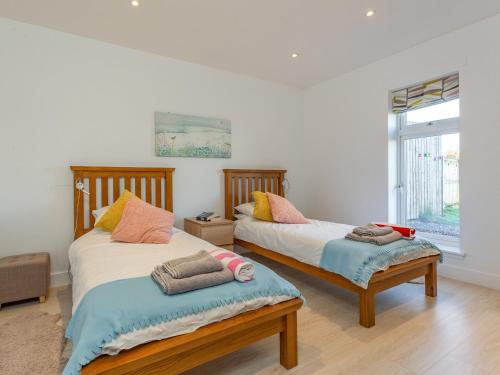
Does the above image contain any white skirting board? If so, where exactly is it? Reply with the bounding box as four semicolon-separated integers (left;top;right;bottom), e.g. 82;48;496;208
51;271;71;287
438;263;500;292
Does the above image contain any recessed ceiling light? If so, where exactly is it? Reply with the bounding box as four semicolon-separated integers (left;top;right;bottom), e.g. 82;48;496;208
366;10;375;17
291;53;299;59
131;0;140;7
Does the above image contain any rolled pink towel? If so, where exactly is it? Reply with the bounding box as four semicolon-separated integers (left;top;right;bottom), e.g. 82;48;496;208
210;249;255;282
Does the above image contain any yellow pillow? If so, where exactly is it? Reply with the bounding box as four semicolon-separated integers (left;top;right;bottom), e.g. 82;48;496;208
95;190;133;232
252;191;274;221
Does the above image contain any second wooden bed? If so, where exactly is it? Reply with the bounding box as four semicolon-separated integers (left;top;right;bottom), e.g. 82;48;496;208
224;168;439;328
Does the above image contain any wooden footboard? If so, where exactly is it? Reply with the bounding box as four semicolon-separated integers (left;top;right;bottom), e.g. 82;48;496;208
236;238;439;328
360;254;438;327
82;298;303;375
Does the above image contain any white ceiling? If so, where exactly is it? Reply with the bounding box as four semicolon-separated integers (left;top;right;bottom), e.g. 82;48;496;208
2;0;500;88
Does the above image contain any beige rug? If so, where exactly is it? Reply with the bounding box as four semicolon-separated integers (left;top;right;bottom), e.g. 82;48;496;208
0;311;65;375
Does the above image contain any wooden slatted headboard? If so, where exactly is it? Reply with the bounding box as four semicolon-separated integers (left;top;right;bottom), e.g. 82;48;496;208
70;166;175;239
223;169;286;220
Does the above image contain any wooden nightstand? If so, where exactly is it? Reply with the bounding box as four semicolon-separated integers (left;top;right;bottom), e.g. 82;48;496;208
184;218;234;250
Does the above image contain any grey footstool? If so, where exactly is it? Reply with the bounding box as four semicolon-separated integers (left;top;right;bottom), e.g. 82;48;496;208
0;252;50;309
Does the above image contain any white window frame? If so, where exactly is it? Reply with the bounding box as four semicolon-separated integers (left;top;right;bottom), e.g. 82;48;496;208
397;112;461;250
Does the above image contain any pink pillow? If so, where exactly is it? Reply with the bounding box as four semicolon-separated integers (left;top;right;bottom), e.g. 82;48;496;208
266;192;309;224
111;196;175;244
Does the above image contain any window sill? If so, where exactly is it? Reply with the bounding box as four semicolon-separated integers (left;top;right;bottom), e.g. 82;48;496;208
439;245;465;259
419;235;465;258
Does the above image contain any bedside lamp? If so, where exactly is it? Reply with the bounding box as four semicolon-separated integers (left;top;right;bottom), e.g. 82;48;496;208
75;179;90;195
74;179;90;235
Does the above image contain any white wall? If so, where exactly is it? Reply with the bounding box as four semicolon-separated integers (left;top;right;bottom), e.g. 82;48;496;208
0;18;304;285
304;14;500;290
2;13;500;292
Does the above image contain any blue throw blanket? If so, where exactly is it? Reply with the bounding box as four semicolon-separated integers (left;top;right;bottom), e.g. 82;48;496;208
63;260;301;375
320;238;441;289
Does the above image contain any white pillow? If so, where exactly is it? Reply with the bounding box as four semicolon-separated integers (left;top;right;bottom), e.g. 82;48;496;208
235;202;255;217
234;213;248;220
92;206;110;225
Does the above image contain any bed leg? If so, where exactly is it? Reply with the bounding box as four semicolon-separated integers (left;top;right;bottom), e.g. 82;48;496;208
359;288;375;328
280;311;298;369
425;261;438;297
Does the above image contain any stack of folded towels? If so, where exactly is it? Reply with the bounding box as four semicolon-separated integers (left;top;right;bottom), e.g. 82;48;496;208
151;249;255;295
346;223;402;245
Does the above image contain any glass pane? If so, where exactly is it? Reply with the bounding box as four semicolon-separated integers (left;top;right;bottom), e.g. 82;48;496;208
406;99;460;125
403;133;460;237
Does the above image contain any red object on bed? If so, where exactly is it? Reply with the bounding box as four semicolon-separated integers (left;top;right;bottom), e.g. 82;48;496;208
374;223;415;239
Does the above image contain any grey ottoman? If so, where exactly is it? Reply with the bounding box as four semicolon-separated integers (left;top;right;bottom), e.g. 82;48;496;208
0;252;50;309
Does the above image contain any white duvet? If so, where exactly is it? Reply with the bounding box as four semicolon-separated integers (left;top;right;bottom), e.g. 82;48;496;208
234;216;439;271
68;228;292;355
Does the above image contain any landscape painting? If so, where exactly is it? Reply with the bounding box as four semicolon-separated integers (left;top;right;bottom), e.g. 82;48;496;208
155;112;231;158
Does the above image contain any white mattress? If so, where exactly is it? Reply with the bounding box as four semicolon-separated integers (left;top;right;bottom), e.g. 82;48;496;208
234;216;439;270
68;228;292;355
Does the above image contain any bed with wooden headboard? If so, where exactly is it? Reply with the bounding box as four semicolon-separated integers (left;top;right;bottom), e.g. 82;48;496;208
69;166;302;375
224;168;439;328
71;166;174;239
224;169;286;220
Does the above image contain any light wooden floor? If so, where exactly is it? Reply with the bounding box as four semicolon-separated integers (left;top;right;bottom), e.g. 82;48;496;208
186;253;500;375
2;254;500;375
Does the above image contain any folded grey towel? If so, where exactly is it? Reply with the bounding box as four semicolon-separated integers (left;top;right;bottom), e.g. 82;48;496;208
345;230;402;245
162;250;210;268
152;266;234;295
352;223;393;237
162;250;223;279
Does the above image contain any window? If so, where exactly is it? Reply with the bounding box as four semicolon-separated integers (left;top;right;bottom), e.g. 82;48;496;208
396;94;460;249
406;99;459;125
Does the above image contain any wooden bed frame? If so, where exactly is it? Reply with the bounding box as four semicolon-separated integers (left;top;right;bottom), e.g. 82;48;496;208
224;168;439;328
70;166;303;374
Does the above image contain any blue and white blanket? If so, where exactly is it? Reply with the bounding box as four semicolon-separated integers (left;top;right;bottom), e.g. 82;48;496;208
63;260;301;375
320;237;441;289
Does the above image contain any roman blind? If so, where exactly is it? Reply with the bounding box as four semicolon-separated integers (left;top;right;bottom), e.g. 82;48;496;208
392;73;459;113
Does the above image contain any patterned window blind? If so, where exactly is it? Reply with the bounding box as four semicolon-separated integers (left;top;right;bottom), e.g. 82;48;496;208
392;73;459;113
